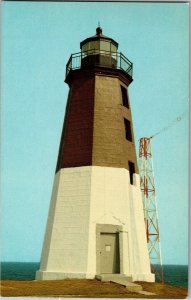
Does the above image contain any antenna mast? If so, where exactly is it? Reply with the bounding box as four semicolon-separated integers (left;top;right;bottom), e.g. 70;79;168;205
139;137;164;283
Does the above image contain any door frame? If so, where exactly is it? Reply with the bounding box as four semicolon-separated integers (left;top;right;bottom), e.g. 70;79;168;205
96;224;122;275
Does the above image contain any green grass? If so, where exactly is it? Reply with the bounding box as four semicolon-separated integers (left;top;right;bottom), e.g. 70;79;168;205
1;279;188;298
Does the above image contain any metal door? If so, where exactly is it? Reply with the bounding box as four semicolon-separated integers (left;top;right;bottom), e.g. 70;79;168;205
100;233;120;274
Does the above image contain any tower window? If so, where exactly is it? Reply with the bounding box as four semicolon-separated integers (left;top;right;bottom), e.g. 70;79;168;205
121;86;129;108
124;119;132;141
128;161;135;185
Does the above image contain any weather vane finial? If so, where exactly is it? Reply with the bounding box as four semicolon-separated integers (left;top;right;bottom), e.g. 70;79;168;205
96;22;102;35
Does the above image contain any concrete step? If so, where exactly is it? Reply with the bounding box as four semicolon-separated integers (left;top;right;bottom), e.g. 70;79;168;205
138;290;156;296
95;274;132;283
95;274;142;293
111;278;143;292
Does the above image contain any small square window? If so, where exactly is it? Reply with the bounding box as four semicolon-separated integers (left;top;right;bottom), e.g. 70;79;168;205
124;119;132;142
121;86;129;108
105;245;111;252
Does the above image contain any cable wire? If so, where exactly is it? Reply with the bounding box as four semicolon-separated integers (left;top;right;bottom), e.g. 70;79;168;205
150;108;188;139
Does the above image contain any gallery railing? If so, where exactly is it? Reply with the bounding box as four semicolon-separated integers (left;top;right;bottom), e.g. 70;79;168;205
66;49;133;79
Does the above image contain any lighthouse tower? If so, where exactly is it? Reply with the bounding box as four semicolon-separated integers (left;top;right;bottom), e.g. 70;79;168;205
36;27;154;282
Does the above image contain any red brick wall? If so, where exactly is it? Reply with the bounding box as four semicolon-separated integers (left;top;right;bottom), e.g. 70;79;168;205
56;75;95;172
56;67;138;174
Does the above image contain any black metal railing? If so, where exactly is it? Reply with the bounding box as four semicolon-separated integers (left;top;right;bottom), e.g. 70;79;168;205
66;49;133;79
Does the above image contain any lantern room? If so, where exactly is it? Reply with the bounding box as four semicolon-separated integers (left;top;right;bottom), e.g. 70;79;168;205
80;26;118;54
80;26;118;68
65;27;133;85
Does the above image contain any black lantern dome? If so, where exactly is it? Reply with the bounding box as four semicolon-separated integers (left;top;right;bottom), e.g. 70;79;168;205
80;26;118;53
80;27;119;69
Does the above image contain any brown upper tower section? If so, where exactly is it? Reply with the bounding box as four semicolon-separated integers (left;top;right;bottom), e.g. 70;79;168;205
56;27;138;176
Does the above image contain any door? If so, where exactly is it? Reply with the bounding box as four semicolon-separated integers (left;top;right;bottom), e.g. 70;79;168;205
100;233;120;274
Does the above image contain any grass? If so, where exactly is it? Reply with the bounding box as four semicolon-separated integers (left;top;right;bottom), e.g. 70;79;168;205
0;279;188;298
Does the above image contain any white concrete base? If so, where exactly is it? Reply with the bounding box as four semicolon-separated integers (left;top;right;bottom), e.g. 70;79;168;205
36;166;155;282
36;271;87;280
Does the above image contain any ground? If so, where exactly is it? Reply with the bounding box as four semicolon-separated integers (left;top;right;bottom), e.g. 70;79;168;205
0;279;188;298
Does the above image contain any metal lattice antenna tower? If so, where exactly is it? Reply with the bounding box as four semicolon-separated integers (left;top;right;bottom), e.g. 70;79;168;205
139;137;164;283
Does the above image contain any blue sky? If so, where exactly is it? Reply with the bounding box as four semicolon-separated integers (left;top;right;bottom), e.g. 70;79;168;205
2;2;189;264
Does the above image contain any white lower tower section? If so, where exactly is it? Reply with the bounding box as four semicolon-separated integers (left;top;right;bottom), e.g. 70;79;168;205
36;166;154;282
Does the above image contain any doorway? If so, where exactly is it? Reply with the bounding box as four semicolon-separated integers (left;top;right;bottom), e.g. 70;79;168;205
100;233;120;274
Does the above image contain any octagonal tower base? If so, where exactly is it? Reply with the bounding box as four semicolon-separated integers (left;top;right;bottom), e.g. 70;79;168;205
36;166;154;282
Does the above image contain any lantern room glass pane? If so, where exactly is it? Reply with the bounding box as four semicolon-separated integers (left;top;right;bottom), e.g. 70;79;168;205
82;42;90;53
89;41;99;50
111;43;117;60
111;43;117;53
100;41;110;52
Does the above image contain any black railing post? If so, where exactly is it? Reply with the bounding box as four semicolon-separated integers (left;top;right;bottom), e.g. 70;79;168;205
131;63;133;77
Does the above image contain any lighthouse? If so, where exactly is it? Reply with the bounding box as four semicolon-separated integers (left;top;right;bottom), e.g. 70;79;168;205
36;27;155;282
